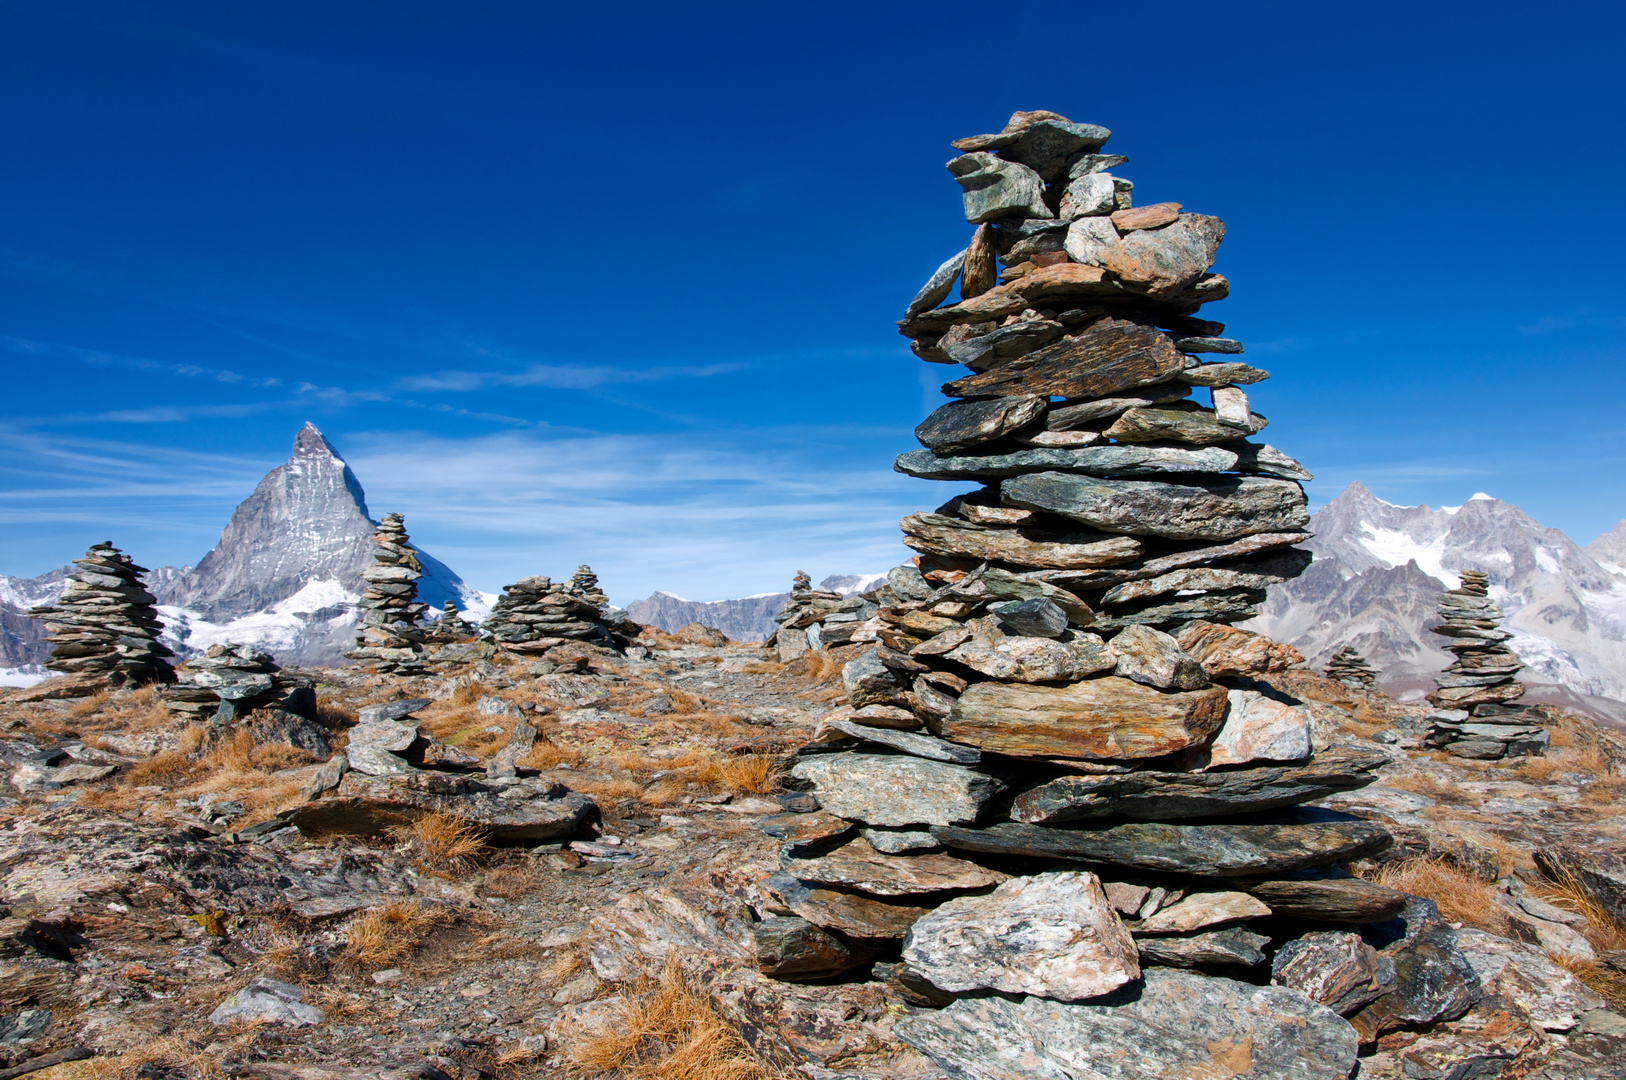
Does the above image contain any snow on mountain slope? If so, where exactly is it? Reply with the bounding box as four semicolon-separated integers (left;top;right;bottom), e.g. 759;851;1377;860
150;422;483;665
1247;483;1626;710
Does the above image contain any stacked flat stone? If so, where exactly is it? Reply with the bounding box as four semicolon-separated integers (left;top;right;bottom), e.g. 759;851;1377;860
568;565;608;605
481;575;618;653
164;642;314;724
1423;570;1545;759
767;572;880;661
346;513;429;676
1323;646;1378;690
757;113;1422;1071
423;601;475;645
29;542;174;687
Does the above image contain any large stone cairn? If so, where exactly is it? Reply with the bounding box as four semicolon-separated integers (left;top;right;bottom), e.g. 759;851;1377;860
756;112;1439;1070
1423;570;1546;758
30;542;173;687
346;513;430;676
481;575;620;653
768;572;879;661
1323;645;1379;690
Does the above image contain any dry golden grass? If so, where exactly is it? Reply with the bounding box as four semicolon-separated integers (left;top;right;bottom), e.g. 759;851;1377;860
563;958;775;1080
342;901;451;969
571;776;645;802
670;751;779;795
315;698;357;727
520;737;584;769
393;811;488;873
736;660;784;676
799;650;844;684
1364;858;1510;935
1537;865;1626;953
67;690;111;719
85;1033;229;1080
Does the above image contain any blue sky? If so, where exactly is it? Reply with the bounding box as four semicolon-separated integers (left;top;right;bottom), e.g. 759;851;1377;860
2;1;1623;605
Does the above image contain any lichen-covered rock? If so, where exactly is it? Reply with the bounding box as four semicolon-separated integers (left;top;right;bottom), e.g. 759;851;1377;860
896;968;1358;1080
902;871;1138;1001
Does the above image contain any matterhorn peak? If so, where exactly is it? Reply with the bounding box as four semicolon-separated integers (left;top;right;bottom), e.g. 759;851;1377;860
291;421;343;461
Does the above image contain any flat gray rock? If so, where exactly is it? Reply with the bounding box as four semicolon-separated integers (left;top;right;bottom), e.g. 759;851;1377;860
933;814;1391;876
896;968;1358;1080
784;836;1008;896
904;250;967;319
944;320;1066;369
916;395;1047;454
818;717;981;764
900;512;1143;570
1010;746;1388;824
1138;926;1269;969
357;699;431;723
1104;404;1266;445
1003;472;1309;541
895;445;1239;481
1064;213;1119;260
789;753;1001;827
943;317;1184;400
902;870;1139;1001
1174;337;1245;355
1132;890;1270;935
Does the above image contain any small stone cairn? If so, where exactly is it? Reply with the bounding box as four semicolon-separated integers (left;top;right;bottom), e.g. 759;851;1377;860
568;565;608;605
346;513;430;676
30;542;174;689
1423;570;1545;758
423;601;475;645
164;643;312;722
481;574;621;654
1323;645;1378;690
767;572;880;661
756;112;1439;1072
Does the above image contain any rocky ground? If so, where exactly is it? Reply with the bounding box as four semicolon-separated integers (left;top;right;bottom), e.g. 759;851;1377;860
2;626;1626;1080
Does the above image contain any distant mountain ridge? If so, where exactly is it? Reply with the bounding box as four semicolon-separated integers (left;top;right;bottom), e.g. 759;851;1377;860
1247;483;1626;717
626;573;887;641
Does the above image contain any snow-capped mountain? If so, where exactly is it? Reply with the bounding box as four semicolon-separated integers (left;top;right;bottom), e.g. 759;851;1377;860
626;573;888;641
152;423;485;665
1246;482;1626;717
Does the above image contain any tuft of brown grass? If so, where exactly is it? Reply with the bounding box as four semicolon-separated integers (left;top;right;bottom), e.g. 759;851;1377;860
1537;865;1626;953
670;751;780;795
521;737;583;769
736;660;784;676
1363;857;1509;935
85;1032;238;1080
563;958;775;1080
342;901;451;969
68;690;111;719
315;698;357;727
571;777;646;802
799;650;844;684
393;811;488;873
125;748;203;788
1553;956;1626;1010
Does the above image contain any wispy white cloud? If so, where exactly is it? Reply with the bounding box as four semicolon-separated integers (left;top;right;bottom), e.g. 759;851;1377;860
395;361;743;393
0;334;283;389
1516;310;1626;336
